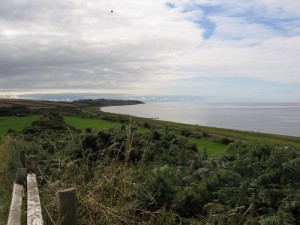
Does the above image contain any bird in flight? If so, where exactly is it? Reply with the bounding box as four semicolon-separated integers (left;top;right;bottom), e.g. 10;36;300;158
111;10;113;13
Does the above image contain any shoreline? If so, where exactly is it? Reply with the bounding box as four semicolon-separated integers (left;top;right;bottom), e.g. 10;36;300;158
101;103;300;138
99;106;300;150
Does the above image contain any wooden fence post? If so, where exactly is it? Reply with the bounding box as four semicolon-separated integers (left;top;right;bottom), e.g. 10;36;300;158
15;168;27;185
58;188;78;225
19;150;26;168
27;155;37;174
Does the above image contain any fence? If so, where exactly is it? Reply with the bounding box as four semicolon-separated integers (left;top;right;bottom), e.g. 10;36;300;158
7;151;78;225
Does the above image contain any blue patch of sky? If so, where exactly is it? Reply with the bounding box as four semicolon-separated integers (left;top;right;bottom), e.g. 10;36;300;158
179;3;300;39
197;18;216;39
181;5;224;39
166;2;176;9
181;5;224;15
243;11;298;35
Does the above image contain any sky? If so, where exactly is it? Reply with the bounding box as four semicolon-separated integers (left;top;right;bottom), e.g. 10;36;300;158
0;0;300;102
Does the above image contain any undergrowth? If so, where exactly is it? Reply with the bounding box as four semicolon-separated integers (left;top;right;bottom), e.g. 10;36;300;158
3;113;300;225
0;137;15;224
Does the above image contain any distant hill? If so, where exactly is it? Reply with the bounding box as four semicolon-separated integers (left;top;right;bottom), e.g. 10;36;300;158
0;98;144;116
73;98;144;107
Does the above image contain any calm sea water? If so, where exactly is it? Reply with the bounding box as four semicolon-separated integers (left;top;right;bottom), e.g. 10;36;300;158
102;102;300;137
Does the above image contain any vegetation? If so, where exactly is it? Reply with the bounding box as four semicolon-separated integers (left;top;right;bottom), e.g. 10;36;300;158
64;116;149;134
0;137;14;223
123;117;300;150
74;98;144;107
0;115;39;142
64;116;120;130
1;99;300;224
1;114;299;224
64;116;227;156
190;138;226;157
1;98;299;150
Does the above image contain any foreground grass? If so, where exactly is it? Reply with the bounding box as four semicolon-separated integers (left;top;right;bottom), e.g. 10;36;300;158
0;115;39;142
0;138;14;224
15;114;300;224
0;116;39;223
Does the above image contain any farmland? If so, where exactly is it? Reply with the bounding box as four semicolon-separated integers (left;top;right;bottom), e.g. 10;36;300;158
0;115;39;142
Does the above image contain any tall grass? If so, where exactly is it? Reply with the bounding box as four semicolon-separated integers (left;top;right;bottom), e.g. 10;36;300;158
38;141;177;224
0;137;15;224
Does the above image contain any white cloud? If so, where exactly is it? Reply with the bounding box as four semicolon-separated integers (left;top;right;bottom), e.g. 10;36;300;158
0;0;300;99
0;0;203;94
166;0;300;86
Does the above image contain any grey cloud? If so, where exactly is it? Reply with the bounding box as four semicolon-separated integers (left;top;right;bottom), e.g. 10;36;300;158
0;0;201;94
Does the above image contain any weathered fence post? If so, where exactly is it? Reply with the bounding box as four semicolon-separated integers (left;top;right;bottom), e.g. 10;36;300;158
19;150;26;168
27;155;37;174
15;168;27;185
8;168;26;225
27;173;43;225
7;183;24;225
58;188;78;225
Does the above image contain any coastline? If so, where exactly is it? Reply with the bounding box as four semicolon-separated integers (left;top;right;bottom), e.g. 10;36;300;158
100;103;300;150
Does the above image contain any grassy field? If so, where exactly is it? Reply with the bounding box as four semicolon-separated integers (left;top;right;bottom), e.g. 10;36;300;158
64;116;227;156
0;116;40;142
190;138;227;157
0;115;227;157
64;116;121;131
65;116;150;133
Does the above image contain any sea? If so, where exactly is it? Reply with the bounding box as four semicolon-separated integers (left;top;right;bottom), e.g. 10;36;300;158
102;102;300;137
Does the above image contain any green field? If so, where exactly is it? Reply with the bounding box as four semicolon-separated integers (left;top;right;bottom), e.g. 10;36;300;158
0;116;39;142
190;138;227;157
64;116;120;130
0;116;227;157
64;116;149;133
64;116;227;157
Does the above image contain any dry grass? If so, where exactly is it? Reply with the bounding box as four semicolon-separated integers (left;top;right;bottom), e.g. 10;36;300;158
40;157;141;224
38;129;178;225
0;137;14;224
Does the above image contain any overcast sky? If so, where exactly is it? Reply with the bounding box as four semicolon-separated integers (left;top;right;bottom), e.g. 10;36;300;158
1;0;300;101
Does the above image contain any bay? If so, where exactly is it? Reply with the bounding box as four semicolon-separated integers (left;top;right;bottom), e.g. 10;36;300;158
102;102;300;137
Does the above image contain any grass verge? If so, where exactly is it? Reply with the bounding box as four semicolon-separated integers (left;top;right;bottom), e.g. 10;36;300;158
0;137;14;224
